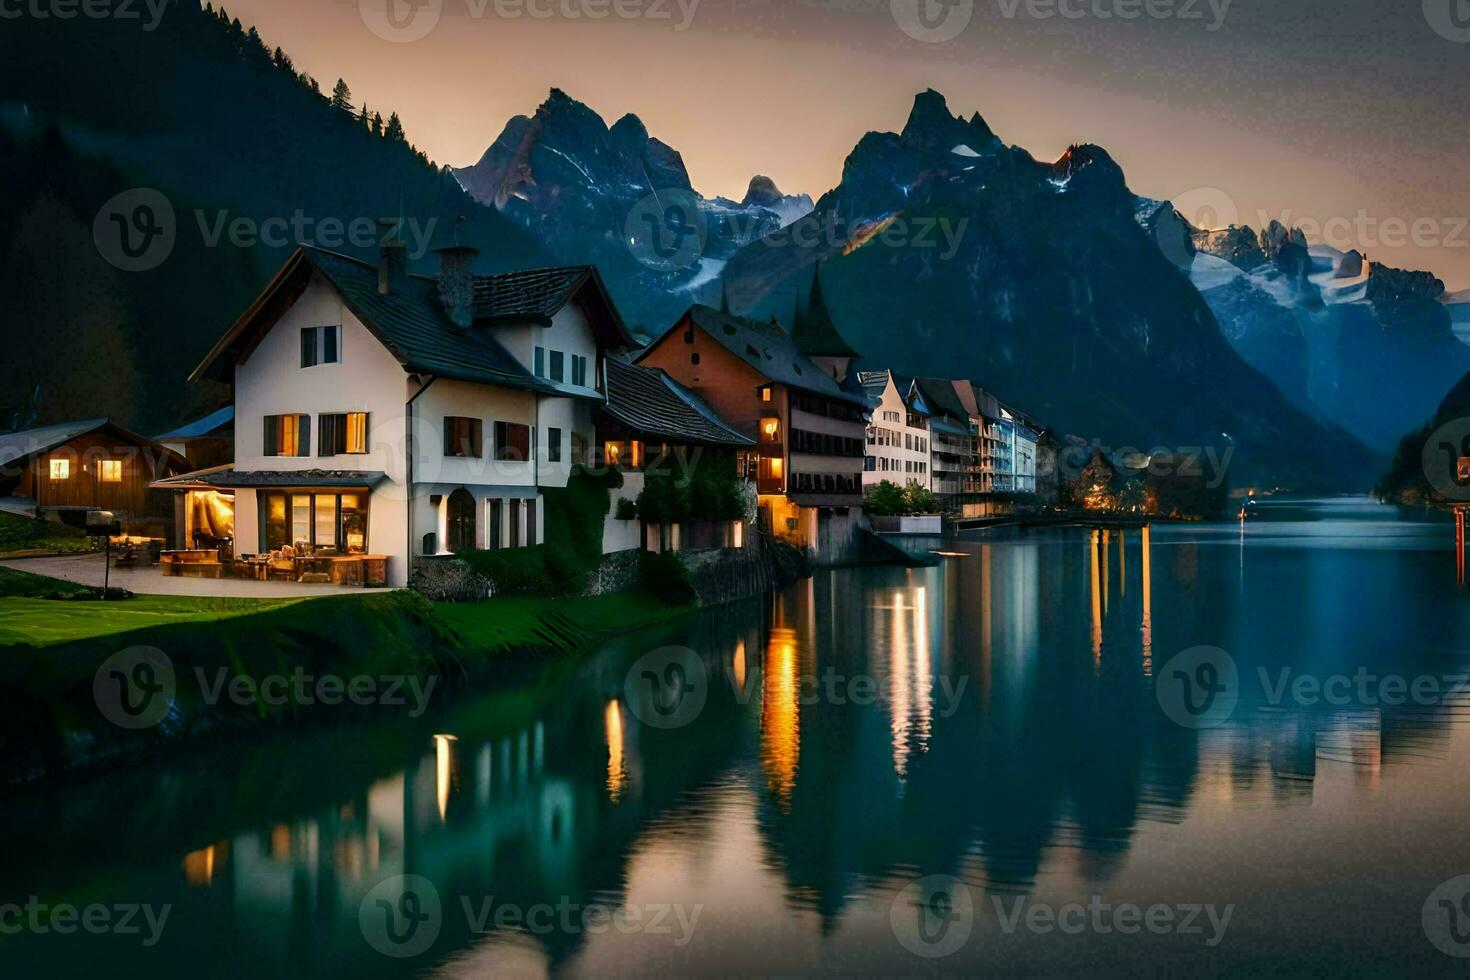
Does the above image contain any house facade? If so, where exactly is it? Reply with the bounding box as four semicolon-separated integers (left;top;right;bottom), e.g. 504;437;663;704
175;242;631;586
858;370;931;491
635;298;868;560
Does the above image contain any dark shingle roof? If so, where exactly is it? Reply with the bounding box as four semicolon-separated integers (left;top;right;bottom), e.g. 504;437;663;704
472;267;587;321
0;418;187;471
306;249;558;392
603;358;753;446
152;468;387;490
154;407;233;441
650;305;867;405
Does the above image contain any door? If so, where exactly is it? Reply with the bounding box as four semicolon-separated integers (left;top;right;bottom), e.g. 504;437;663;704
446;489;476;553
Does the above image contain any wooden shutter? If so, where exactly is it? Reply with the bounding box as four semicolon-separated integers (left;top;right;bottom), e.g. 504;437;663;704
264;415;278;456
297;415;310;457
300;329;316;368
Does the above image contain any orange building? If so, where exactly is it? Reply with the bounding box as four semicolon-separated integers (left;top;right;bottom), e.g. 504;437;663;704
635;289;868;559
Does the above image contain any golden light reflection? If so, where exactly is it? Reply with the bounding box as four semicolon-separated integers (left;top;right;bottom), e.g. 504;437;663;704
761;628;800;811
1101;529;1110;614
183;843;221;887
434;734;458;823
605;699;626;802
732;639;747;694
1141;525;1153;676
1089;530;1102;662
887;587;934;792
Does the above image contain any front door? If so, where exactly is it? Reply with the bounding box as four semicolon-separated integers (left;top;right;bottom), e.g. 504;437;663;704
446;489;476;553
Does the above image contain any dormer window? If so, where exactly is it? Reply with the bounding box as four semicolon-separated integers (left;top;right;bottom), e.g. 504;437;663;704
301;326;340;368
550;350;564;383
534;347;546;378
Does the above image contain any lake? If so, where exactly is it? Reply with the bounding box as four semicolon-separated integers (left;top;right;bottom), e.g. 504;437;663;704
6;498;1470;976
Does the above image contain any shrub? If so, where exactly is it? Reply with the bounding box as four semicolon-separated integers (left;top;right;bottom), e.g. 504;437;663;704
615;497;638;521
864;480;909;516
639;550;696;605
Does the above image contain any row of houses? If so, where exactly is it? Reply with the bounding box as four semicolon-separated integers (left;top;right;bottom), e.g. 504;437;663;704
858;371;1042;516
0;239;1044;586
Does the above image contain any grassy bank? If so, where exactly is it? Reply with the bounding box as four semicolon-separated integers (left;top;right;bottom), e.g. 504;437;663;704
0;512;94;558
0;569;694;783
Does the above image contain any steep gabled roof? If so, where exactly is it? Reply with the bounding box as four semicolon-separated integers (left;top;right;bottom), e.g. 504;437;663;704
792;268;860;359
603;358;753;446
0;419;187;471
191;248;629;392
911;377;971;421
642;305;867;406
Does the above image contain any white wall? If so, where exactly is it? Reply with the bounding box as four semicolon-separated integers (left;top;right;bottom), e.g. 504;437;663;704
864;374;932;491
602;471;645;554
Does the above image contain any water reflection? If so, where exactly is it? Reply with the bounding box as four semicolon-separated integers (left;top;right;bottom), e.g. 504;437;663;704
7;501;1470;976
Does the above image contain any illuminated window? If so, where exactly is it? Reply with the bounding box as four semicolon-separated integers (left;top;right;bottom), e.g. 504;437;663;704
264;414;309;457
319;412;369;456
761;418;781;442
49;458;70;480
604;442;623;466
764;458;783;480
760;386;772;402
98;459;123;483
630;441;644;469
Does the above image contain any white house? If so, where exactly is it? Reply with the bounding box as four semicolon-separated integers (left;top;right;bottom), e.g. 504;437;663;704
169;241;633;586
858;370;932;491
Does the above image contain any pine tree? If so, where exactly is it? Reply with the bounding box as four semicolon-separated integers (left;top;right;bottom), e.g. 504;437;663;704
358;104;369;128
372;112;383;137
331;78;353;116
272;46;293;73
385;112;405;141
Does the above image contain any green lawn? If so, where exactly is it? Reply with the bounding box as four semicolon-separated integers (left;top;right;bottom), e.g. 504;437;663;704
431;591;694;657
0;511;94;557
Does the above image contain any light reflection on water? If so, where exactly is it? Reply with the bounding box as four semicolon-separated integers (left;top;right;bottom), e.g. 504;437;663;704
5;499;1470;976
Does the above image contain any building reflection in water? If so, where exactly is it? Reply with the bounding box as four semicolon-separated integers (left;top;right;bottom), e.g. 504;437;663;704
434;733;458;823
1141;525;1153;675
884;585;933;793
1090;530;1103;661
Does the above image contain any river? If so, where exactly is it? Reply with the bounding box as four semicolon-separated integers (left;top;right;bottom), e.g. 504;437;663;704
5;498;1470;976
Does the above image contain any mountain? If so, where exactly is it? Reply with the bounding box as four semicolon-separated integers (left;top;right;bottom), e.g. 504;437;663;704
716;90;1371;490
1147;205;1470;452
0;2;551;434
452;90;811;330
1375;369;1470;505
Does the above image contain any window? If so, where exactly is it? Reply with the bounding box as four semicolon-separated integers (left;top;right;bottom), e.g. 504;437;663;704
548;427;563;463
319;413;369;456
763;457;783;481
760;386;773;402
48;458;70;480
300;326;340;368
571;355;589;387
550;350;564;383
760;418;781;443
444;417;483;458
534;346;546;378
264;414;310;457
260;492;368;554
691;352;701;366
495;421;531;462
98;459;123;483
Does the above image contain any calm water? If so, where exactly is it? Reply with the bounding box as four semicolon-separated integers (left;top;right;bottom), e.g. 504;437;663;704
6;498;1470;977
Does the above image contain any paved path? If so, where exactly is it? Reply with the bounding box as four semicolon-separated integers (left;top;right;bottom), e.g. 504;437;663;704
1;554;379;598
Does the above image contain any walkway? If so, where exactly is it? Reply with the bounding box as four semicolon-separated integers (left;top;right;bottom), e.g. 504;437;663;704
1;554;378;598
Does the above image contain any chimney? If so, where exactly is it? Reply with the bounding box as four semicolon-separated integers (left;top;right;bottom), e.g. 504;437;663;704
377;220;406;295
435;245;479;328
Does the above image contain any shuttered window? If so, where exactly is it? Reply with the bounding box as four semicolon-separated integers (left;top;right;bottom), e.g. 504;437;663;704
319;413;369;456
495;421;531;462
264;414;310;456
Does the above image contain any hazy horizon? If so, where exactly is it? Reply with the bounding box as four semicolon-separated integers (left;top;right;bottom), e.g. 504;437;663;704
227;0;1470;290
